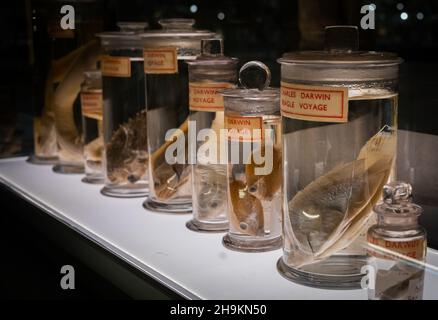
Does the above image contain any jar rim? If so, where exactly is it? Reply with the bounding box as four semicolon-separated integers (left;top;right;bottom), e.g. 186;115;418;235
221;87;279;101
186;56;239;66
278;51;403;66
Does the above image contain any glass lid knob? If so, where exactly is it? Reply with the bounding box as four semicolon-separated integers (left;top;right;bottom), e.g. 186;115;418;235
238;61;271;91
201;38;223;56
117;22;148;33
158;18;195;30
383;181;413;205
324;25;359;52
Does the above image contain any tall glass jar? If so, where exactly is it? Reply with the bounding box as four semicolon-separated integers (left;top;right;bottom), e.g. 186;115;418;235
277;26;402;289
80;70;104;184
221;61;282;252
141;19;216;213
185;39;238;232
97;22;149;198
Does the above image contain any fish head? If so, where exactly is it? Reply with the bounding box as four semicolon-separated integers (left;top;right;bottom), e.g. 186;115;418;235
238;211;264;236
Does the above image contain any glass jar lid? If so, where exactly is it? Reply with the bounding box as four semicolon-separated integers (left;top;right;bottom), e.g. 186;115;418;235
96;22;148;49
221;61;279;101
373;181;423;228
278;26;402;82
279;26;402;67
141;18;215;42
187;39;238;67
279;50;401;66
374;182;423;218
187;39;238;79
221;61;279;115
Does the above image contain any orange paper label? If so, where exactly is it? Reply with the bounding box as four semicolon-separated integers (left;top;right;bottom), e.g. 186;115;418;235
101;55;131;77
225;115;263;142
367;235;426;261
281;82;348;123
143;47;178;74
189;82;234;112
81;91;103;120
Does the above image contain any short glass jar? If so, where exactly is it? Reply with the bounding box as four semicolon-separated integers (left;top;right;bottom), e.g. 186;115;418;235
367;182;427;300
221;61;282;252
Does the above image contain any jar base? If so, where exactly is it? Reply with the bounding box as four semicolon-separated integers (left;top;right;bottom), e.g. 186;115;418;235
52;163;84;174
143;197;192;214
222;234;282;253
186;219;228;233
27;154;58;165
81;176;105;185
276;255;367;290
100;185;148;198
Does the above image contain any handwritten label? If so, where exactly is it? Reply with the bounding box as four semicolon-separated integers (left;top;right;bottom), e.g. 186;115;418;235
281;82;348;123
225;115;263;142
143;47;178;74
367;235;426;261
101;56;131;77
81;91;103;121
189;82;234;112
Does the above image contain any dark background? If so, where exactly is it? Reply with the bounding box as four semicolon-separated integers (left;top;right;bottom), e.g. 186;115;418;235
1;0;438;299
1;0;438;158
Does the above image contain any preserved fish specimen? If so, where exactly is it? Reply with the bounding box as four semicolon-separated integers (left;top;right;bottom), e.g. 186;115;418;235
106;109;148;185
221;61;282;252
53;41;100;174
31;47;86;164
287;125;396;267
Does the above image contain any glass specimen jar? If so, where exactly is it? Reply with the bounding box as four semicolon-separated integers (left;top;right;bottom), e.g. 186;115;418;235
141;19;216;213
97;22;149;198
221;61;282;252
185;39;238;232
80;70;104;184
277;26;402;288
367;182;426;300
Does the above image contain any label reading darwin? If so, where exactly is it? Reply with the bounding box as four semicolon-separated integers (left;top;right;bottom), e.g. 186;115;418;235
225;115;264;142
189;82;234;112
81;90;103;121
143;47;178;74
281;82;348;123
101;56;131;77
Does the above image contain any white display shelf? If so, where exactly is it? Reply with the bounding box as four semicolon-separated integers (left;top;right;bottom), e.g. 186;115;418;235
1;157;437;300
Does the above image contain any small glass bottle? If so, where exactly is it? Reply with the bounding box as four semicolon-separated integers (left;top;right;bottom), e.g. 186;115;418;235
221;61;282;252
367;181;427;300
185;38;238;232
80;70;104;184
